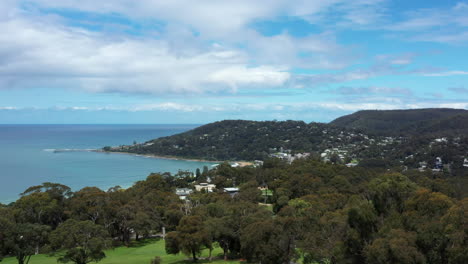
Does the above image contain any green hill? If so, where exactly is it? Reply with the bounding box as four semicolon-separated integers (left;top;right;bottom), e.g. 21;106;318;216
329;108;468;136
111;120;344;161
106;109;468;172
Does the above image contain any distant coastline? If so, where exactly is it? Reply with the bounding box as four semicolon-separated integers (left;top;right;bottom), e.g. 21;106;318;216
95;149;254;167
95;149;222;163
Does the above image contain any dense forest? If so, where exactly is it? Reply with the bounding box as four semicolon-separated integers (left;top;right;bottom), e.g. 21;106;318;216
1;158;467;264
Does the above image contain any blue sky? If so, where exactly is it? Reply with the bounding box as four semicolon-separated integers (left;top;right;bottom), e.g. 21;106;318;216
0;0;467;124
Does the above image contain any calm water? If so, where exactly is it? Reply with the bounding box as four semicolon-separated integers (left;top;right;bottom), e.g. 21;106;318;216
0;124;214;203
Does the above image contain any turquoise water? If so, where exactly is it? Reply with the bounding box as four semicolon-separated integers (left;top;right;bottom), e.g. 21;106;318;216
0;124;214;203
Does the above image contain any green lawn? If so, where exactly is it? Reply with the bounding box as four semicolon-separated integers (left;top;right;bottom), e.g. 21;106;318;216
261;190;273;196
2;239;240;264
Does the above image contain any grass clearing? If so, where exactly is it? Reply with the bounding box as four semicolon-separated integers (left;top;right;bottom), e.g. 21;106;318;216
2;239;240;264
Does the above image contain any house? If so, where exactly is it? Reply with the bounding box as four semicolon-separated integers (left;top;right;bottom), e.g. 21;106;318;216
175;188;193;200
435;157;443;170
418;161;427;172
224;187;239;197
194;183;216;193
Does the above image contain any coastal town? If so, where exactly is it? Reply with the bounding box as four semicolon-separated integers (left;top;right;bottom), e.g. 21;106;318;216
105;126;468;174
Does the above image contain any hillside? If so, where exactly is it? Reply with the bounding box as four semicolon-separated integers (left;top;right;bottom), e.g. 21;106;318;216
105;109;468;174
108;120;350;161
330;108;468;136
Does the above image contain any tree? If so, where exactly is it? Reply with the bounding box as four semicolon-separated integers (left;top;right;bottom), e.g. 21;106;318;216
205;217;237;260
3;223;50;264
240;216;300;264
202;166;209;176
442;199;468;264
150;256;162;264
21;182;72;202
0;209;14;262
15;182;72;228
345;199;379;263
50;219;110;264
165;216;210;262
364;229;425;264
404;189;455;264
68;187;107;223
367;173;417;215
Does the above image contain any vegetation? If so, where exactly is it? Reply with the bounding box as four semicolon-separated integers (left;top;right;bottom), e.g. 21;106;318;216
1;239;232;264
330;108;468;136
104;109;468;180
49;219;110;264
1;157;467;264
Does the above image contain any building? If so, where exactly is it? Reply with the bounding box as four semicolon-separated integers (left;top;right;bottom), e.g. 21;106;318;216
435;157;443;170
224;187;239;197
194;183;216;192
175;188;193;200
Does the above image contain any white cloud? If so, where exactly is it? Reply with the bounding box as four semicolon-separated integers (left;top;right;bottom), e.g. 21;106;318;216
0;15;291;94
4;98;467;117
131;103;204;112
376;53;417;65
0;106;18;110
334;86;413;96
0;0;374;94
422;71;468;77
29;0;386;34
386;3;468;31
417;32;468;45
208;66;290;91
383;3;468;44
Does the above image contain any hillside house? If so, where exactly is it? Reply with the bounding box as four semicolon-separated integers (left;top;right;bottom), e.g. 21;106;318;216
224;187;239;197
175;188;193;200
194;183;216;193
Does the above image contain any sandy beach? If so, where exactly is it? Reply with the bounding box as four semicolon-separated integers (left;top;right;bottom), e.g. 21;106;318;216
95;150;254;167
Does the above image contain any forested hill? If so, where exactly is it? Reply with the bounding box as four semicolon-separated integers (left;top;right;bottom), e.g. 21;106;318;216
111;120;345;160
330;108;468;136
106;109;468;172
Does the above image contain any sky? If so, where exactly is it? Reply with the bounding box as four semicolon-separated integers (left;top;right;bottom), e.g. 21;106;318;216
0;0;468;124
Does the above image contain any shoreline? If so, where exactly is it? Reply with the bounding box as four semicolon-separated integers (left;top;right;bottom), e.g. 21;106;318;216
94;149;243;164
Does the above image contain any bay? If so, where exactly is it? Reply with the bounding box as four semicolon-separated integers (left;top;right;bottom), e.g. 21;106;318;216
0;124;214;203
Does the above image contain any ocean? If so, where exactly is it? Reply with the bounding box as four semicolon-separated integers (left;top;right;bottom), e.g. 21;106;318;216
0;124;215;204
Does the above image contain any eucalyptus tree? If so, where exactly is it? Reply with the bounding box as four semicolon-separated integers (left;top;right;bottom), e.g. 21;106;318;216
50;219;110;264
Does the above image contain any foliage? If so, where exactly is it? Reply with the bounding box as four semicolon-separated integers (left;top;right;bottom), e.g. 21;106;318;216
330;108;468;137
104;111;468;200
364;229;425;264
50;219;110;264
2;222;50;264
165;216;211;262
150;256;162;264
2;155;467;264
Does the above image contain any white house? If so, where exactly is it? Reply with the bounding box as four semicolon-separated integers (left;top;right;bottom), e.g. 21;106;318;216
194;183;216;192
175;188;193;200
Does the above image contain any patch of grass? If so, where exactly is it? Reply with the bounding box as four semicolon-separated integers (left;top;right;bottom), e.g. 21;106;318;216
2;239;240;264
258;203;274;212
